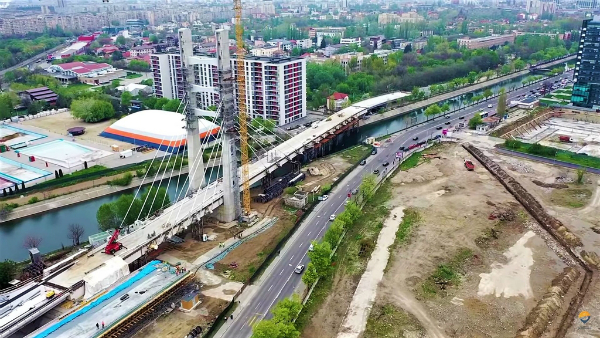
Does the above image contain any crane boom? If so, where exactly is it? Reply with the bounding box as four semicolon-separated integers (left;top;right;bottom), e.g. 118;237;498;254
234;0;251;215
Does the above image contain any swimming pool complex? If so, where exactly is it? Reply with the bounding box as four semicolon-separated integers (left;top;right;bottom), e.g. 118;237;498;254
17;139;111;168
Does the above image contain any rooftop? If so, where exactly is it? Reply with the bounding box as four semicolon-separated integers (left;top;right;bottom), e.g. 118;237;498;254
241;55;304;64
56;62;113;74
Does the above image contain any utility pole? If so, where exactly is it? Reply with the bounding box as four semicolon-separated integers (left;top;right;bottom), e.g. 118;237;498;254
179;28;205;191
216;28;241;222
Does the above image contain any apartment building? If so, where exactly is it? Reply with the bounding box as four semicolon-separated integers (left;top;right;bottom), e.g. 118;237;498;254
232;56;306;125
572;15;600;108
378;12;425;25
457;34;515;49
152;30;306;124
130;45;156;58
251;46;282;57
526;0;556;15
151;53;184;100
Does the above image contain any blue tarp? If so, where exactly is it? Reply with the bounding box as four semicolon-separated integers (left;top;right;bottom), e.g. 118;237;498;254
33;260;161;338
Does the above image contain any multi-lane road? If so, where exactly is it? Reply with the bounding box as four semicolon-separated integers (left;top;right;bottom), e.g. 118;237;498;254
216;70;573;338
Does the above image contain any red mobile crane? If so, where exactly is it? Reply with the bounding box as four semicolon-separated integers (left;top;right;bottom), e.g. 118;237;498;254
104;228;124;255
464;159;475;171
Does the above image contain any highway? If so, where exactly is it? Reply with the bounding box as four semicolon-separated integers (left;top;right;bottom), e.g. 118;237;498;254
217;70;573;338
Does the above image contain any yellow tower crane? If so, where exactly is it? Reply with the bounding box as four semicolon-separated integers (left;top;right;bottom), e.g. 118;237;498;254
234;0;251;216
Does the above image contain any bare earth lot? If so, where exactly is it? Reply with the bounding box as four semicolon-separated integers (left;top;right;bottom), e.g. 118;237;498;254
304;142;577;338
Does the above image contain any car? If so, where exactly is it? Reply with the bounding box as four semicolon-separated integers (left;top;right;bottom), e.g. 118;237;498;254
459;116;464;120
445;115;451;119
320;195;329;201
373;169;380;175
371;149;377;155
382;161;390;167
412;136;419;141
360;159;367;165
308;244;314;252
436;126;443;130
294;264;305;274
352;188;359;195
445;121;451;125
487;104;493;108
45;290;55;299
329;214;336;221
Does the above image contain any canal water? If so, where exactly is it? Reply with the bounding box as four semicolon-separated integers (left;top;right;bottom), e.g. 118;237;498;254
0;169;221;262
0;73;538;261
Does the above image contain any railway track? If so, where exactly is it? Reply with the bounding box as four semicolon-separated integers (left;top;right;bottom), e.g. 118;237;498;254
98;273;195;338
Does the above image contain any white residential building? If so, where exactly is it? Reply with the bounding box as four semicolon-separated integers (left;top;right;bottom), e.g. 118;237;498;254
151;53;184;100
295;38;313;49
340;37;362;45
251;46;281;57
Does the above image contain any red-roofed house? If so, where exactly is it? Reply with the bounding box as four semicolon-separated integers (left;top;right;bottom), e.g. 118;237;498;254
327;92;349;111
46;61;125;85
96;45;120;56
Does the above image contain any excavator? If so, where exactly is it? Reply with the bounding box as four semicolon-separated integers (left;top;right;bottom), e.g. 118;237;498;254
105;228;124;255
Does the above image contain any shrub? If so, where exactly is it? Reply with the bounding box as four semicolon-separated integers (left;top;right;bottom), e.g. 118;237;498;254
135;168;145;177
504;139;523;149
284;186;297;195
27;196;39;204
321;183;332;194
108;172;133;186
528;143;557;157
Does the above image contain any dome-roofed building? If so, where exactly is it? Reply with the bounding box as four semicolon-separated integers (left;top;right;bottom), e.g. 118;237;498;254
100;110;220;152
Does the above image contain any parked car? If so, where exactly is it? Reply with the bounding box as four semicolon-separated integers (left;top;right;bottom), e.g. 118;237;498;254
294;264;305;274
329;214;336;221
352;188;359;195
319;195;329;201
360;159;367;165
382;161;390;167
308;244;314;252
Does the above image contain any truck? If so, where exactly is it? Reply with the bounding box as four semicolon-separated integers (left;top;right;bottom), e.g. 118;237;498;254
464;159;475;171
119;149;133;158
559;135;573;143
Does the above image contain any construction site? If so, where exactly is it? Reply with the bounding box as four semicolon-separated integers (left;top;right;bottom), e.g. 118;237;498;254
296;103;600;338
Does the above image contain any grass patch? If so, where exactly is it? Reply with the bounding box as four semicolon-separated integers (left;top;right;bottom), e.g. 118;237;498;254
550;187;592;208
386;208;421;272
337;145;371;165
420;248;473;298
125;73;142;79
27;196;39;204
296;179;394;331
364;303;425;338
501;141;600;170
399;151;422;171
107;172;133;186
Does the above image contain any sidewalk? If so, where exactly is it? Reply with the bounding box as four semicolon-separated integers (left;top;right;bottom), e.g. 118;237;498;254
365;56;575;126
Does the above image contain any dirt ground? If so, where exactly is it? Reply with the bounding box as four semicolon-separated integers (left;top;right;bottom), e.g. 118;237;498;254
305;142;571;338
480;149;600;337
135;293;229;338
21;112;132;148
137;147;365;337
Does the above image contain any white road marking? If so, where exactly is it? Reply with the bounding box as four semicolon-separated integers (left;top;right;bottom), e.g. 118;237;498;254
279;269;284;275
268;285;273;292
290;255;294;261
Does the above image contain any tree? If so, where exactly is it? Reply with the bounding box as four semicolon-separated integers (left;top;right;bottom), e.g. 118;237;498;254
272;295;302;323
0;93;18;119
424;104;442;120
154;97;170;110
468;114;483;129
467;71;478;84
290;47;301;56
23;235;42;249
359;174;377;201
116;35;126;46
0;260;16;289
301;262;318;286
576;168;586;184
27;100;47;115
497;88;507;117
112;51;124;61
344;201;361;223
320;39;326;49
483;88;493;100
71;99;115;122
162;99;181;112
140;187;171;217
97;203;120;231
307;241;332;277
111;79;121;88
121;91;133;107
251;117;276;133
441;102;450;115
128;60;150;72
323;220;344;246
149;35;159;44
67;223;84;246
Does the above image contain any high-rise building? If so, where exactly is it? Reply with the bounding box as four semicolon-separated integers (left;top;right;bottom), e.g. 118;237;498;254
572;15;600;108
526;0;556;15
151;29;306;124
576;0;597;8
56;0;66;7
232;56;306;126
